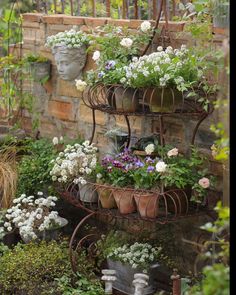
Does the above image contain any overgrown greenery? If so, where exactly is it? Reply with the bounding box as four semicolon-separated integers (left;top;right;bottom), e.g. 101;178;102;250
16;137;57;196
0;240;72;294
185;202;229;294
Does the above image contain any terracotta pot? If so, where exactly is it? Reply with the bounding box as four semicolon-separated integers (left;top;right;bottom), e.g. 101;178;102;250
97;186;117;209
144;87;183;113
134;193;159;218
114;86;139;112
113;189;136;214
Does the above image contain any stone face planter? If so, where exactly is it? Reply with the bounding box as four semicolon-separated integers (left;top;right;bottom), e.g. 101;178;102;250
144;87;183;113
79;183;98;203
97;186;117;209
30;60;51;82
114;86;139;112
134;193;159;219
52;45;87;81
107;259;158;295
113;189;136;214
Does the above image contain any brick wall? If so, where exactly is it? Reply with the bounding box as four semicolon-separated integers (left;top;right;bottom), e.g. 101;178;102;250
9;13;228;199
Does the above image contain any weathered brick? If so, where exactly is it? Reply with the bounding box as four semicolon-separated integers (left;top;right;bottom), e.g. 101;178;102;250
107;19;131;27
48;100;74;121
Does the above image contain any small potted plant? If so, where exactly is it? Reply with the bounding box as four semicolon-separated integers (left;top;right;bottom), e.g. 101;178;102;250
122;45;211;113
0;192;68;243
24;53;51;83
50;140;98;203
96;149;138;214
45;27;90;81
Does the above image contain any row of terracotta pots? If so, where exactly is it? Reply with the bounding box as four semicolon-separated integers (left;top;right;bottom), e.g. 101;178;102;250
96;186;190;219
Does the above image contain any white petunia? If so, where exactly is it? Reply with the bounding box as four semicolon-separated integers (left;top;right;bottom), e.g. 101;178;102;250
145;144;155;155
156;161;167;172
52;137;59;145
140;20;151;32
120;38;133;48
75;79;87;92
157;46;163;52
92;50;100;61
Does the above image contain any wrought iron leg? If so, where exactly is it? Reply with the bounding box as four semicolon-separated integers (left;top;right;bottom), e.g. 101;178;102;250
159;115;165;146
191;113;209;145
89;109;96;145
124;115;131;148
69;212;96;273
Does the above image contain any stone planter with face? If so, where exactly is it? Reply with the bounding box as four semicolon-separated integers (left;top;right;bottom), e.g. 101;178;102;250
52;45;87;81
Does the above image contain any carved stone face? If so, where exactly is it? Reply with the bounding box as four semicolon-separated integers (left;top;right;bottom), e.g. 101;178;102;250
52;45;87;81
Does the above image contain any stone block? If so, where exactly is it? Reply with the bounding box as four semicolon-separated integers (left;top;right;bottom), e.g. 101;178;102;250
107;19;131;27
115;115;142;133
22;13;43;23
63;16;85;25
78;102;106;126
48;100;74;121
56;79;82;98
83;17;109;27
42;15;65;24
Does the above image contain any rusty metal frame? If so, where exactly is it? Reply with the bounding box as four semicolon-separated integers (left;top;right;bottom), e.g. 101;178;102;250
82;83;212;147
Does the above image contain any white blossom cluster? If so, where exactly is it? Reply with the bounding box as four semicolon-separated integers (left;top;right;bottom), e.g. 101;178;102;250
45;28;89;49
107;242;162;270
1;192;63;242
50;141;98;185
123;45;203;90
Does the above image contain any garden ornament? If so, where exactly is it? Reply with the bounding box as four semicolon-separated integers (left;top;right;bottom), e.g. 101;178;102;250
52;45;87;81
132;273;149;295
101;269;117;294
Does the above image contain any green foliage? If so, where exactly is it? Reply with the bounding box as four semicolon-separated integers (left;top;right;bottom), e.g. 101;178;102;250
17;138;57;196
55;272;105;295
186;202;229;294
0;240;72;294
23;53;49;63
0;55;37;127
0;9;22;54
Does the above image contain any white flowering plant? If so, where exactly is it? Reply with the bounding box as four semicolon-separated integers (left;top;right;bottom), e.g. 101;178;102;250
85;22;154;85
0;192;65;242
45;28;90;49
107;242;162;272
50;141;98;186
123;45;205;90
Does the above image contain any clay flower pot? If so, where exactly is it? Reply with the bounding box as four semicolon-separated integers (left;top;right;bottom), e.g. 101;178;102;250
134;193;159;218
113;189;136;214
144;87;183;113
97;186;117;209
114;86;139;112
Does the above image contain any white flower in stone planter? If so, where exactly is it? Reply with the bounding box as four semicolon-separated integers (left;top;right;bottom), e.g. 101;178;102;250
0;192;66;243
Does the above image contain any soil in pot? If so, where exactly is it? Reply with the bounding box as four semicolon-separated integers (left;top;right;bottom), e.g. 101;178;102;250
134;193;159;219
113;189;136;214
